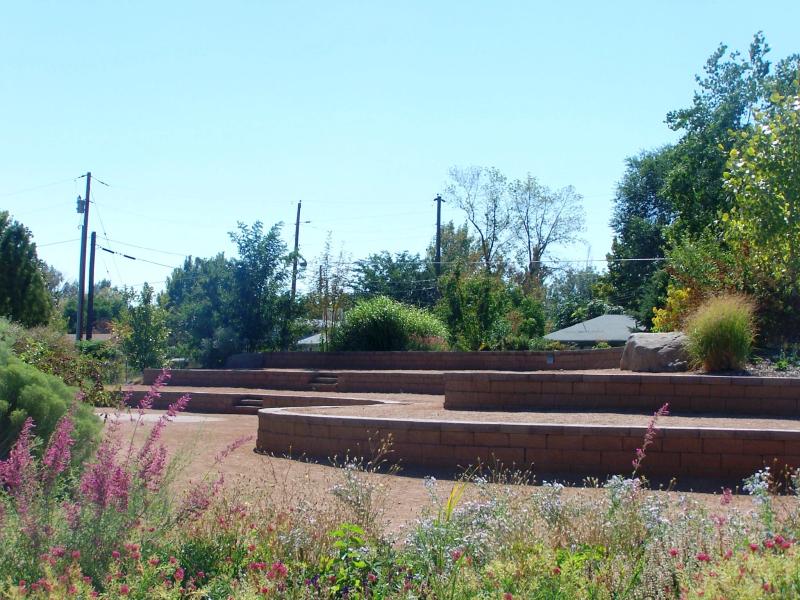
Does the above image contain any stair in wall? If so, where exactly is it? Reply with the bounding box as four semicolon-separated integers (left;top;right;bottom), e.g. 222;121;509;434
232;397;264;414
309;371;338;392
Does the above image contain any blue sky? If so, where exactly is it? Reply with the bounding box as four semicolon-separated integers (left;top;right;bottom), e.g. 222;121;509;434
2;1;798;293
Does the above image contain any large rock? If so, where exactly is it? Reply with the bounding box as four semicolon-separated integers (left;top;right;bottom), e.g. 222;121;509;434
620;332;690;372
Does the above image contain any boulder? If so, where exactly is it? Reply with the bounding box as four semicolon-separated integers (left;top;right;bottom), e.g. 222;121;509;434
620;332;690;372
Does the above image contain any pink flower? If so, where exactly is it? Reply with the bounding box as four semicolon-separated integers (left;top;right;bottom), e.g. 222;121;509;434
120;584;129;595
79;422;130;511
72;550;81;560
139;369;171;410
112;551;121;560
450;548;464;562
696;552;711;562
669;548;679;557
0;418;36;494
749;543;759;552
504;594;514;600
214;436;254;464
268;561;288;579
368;573;378;583
174;567;185;582
631;403;669;474
720;488;733;506
43;413;75;483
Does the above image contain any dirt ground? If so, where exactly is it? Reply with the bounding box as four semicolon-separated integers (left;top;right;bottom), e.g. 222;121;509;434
99;409;792;534
288;398;800;430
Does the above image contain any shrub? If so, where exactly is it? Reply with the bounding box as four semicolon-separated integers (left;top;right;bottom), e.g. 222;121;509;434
331;296;448;351
685;294;755;371
0;336;101;462
12;325;124;405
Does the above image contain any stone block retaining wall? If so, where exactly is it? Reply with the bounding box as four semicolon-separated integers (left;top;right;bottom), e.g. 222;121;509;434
256;408;800;480
444;372;800;416
227;348;623;371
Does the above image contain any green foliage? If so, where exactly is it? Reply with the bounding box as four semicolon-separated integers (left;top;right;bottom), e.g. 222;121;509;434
436;270;545;350
722;81;800;339
352;251;437;308
229;221;292;351
604;35;799;328
331;296;447;351
0;211;52;327
119;283;169;372
600;148;674;320
60;280;129;334
425;220;480;276
12;325;123;406
685;295;755;372
162;254;236;367
0;333;100;461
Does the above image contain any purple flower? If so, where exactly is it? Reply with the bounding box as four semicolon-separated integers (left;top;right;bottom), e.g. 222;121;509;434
138;369;171;410
43;413;75;484
0;418;36;494
79;423;130;511
214;435;253;464
631;403;669;474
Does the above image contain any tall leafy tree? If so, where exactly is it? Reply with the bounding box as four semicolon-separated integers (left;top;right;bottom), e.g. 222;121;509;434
723;82;800;338
0;212;51;327
161;254;235;366
425;220;479;275
118;283;169;371
352;251;437;308
229;222;291;351
601;149;673;321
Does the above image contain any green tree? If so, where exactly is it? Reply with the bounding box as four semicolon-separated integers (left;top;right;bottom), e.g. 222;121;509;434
60;280;130;334
162;254;236;367
425;220;479;275
119;283;169;371
0;212;51;327
600;149;673;323
546;267;624;330
436;270;544;350
228;222;291;351
723;81;800;338
352;251;437;308
603;34;799;326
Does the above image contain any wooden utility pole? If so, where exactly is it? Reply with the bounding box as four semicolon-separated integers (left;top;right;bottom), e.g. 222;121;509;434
290;200;301;303
434;194;444;276
75;172;91;341
86;231;97;340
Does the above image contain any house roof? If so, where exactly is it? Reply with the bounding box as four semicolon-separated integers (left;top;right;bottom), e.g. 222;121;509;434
544;314;639;344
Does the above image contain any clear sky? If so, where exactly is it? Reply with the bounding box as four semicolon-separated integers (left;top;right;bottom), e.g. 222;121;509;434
2;1;798;294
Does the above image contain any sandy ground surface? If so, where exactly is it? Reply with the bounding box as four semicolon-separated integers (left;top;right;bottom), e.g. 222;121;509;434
286;397;800;430
100;408;796;533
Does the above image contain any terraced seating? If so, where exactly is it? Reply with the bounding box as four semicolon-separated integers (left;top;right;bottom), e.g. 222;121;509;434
129;353;800;483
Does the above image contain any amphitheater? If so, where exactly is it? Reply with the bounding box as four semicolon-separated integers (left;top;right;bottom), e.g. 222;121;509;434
127;348;800;484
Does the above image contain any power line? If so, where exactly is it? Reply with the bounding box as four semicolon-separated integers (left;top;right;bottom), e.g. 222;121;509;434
97;235;189;257
0;177;76;198
97;245;178;269
38;238;79;248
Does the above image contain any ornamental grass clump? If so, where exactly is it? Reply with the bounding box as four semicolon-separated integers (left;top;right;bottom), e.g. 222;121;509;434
685;294;755;372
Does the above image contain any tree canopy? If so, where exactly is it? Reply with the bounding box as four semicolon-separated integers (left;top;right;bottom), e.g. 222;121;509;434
0;212;51;327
